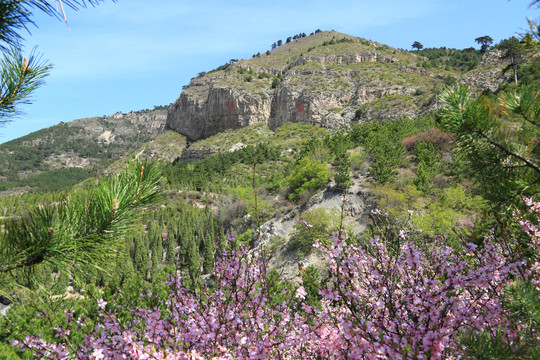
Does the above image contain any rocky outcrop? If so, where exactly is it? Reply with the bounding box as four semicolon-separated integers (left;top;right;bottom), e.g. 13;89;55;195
69;109;168;141
269;84;352;129
0;108;169;183
167;47;447;141
166;32;440;140
255;173;370;283
290;52;398;67
167;84;271;141
460;50;511;92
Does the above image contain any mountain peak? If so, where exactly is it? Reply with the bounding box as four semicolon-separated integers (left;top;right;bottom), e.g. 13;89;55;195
167;31;442;140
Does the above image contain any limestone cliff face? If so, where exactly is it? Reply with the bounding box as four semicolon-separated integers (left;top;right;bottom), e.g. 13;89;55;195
269;82;352;129
166;31;511;141
168;82;271;140
289;52;398;67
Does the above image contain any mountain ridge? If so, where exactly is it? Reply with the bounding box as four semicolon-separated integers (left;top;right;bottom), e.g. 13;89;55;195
166;30;509;140
0;30;512;194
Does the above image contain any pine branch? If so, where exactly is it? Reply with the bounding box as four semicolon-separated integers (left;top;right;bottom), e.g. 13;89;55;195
0;47;51;121
0;161;162;276
474;128;540;174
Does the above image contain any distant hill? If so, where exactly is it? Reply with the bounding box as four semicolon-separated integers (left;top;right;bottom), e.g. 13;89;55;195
0;109;167;194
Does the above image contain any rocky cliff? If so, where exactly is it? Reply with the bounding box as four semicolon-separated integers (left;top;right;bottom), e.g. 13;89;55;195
168;81;271;140
68;109;167;143
167;31;510;141
461;50;511;92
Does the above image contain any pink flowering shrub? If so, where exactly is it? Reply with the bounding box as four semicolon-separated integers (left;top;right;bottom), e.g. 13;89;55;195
13;240;320;359
314;231;524;359
514;197;540;290
12;200;540;359
402;128;454;152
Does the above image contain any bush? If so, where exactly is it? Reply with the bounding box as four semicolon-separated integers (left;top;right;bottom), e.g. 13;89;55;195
287;158;329;202
10;203;540;359
402;128;453;152
349;152;367;172
413;140;441;192
288;208;340;253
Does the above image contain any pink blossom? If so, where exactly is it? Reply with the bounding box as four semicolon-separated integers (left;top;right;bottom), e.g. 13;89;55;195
97;299;107;310
295;286;307;300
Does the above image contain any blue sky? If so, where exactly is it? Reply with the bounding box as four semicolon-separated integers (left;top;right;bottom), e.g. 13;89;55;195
0;0;536;143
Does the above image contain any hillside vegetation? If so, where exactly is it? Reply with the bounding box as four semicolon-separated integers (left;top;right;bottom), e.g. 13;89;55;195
0;109;167;194
0;28;539;359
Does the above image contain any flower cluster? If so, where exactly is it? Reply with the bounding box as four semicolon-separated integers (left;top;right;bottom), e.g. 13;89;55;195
314;231;524;359
14;246;319;359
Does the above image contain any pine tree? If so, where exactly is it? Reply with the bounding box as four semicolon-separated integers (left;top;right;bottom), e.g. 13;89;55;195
150;242;159;281
133;234;149;278
0;1;111;124
185;234;200;276
202;234;214;274
440;85;540;207
165;232;176;268
156;234;163;264
113;244;134;288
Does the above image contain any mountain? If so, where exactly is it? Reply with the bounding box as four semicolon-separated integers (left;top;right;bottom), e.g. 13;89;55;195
2;30;539;358
0;31;513;195
166;31;509;140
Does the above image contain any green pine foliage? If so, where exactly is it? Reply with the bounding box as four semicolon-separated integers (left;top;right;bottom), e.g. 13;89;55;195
287;157;330;202
150;243;160;281
0;161;162;281
347;116;436;183
165;233;176;268
440;85;540;208
202;234;214;273
1;15;539;356
300;265;322;307
413;141;441;192
132;231;149;278
164;142;281;191
412;47;483;72
0;47;51;121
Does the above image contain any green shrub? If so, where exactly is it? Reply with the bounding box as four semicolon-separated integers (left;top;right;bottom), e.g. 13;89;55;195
287;158;329;202
333;150;352;191
350;152;367;171
413;141;441;192
288;208;340;253
226;186;274;225
374;183;484;238
257;72;272;79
